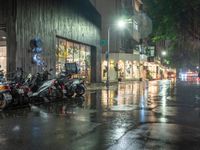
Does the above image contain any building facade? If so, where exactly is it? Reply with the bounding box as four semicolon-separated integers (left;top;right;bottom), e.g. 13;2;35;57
90;0;154;82
0;0;101;83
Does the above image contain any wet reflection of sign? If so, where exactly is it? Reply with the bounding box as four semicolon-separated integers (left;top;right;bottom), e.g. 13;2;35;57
101;90;115;109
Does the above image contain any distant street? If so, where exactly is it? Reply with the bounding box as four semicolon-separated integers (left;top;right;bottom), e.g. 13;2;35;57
0;79;200;150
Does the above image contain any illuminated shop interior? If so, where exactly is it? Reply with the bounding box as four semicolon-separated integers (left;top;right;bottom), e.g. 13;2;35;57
56;38;91;82
0;29;7;74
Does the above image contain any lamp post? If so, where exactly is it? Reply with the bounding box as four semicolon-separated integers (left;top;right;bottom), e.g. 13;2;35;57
161;51;167;57
105;19;127;110
161;51;167;65
198;50;200;78
106;26;111;88
106;19;127;88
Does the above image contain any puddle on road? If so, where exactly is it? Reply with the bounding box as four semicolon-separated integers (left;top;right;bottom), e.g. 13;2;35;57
98;80;173;112
1;80;200;150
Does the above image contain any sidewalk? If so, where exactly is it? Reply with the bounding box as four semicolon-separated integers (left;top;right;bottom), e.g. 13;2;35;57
85;78;170;91
86;82;116;90
86;80;144;90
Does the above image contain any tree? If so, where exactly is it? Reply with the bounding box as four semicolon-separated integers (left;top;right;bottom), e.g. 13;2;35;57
143;0;200;68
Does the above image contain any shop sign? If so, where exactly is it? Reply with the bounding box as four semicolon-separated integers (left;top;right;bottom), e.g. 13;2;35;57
145;46;155;57
30;37;45;66
100;39;108;46
148;46;155;57
135;45;145;54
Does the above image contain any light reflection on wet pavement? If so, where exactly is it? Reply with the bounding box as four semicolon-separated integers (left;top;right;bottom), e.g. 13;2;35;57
1;79;200;150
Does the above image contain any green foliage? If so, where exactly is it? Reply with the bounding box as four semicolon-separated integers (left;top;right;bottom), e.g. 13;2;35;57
143;0;181;42
143;0;200;68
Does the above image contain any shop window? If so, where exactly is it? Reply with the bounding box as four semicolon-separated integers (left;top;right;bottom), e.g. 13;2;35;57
0;46;7;73
74;43;80;63
85;46;91;82
125;61;133;79
133;61;139;79
67;41;74;62
56;38;91;82
102;60;107;80
80;44;86;78
0;29;7;75
118;60;125;79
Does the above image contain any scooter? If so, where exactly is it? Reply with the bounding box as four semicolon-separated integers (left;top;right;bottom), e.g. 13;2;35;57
64;75;86;97
62;62;86;97
74;78;86;96
29;69;63;102
0;67;12;109
9;68;31;105
0;82;12;110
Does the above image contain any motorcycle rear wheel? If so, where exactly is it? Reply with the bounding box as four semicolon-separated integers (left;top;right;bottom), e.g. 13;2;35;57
48;89;63;101
66;90;74;97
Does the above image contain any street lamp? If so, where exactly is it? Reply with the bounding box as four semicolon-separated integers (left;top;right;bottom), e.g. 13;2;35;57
161;50;167;65
117;20;127;29
106;19;127;87
161;51;167;56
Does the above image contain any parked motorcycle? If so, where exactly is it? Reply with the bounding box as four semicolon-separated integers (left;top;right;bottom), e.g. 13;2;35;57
8;68;32;105
0;82;12;110
63;74;86;97
55;70;86;97
0;62;86;110
74;79;86;96
29;69;63;102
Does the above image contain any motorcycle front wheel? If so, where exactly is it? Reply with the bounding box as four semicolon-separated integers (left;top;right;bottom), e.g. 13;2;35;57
75;85;85;96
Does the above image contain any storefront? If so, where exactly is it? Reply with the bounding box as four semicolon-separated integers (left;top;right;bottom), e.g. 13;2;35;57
0;46;6;73
125;60;133;79
101;53;141;82
0;0;102;83
133;61;140;80
56;38;91;82
117;60;125;80
147;62;159;80
0;30;7;74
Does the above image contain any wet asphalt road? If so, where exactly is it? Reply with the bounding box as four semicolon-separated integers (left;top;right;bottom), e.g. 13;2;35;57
0;79;200;150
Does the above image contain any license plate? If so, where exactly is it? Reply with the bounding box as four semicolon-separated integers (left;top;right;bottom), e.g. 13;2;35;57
3;93;12;100
18;89;24;94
